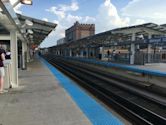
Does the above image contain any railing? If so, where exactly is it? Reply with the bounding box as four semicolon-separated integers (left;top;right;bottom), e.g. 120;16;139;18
135;53;166;64
106;53;130;64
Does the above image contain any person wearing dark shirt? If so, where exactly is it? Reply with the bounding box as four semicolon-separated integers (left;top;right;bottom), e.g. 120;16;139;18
0;48;6;94
5;51;11;59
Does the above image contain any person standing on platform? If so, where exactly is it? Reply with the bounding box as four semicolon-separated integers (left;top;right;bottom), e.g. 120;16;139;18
0;47;6;94
5;50;11;59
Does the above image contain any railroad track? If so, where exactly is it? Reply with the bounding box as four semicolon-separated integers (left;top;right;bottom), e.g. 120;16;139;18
43;55;166;125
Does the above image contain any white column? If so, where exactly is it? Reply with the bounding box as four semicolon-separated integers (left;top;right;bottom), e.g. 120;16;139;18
22;42;27;69
99;47;103;60
131;33;136;41
69;49;72;57
147;34;152;63
147;44;152;63
101;47;105;60
58;50;60;55
86;48;89;58
26;44;30;62
10;30;18;87
136;44;140;50
80;50;83;57
130;44;135;64
130;33;136;64
148;34;152;39
24;43;28;62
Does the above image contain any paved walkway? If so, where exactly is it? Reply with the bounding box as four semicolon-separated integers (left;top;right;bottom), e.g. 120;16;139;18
0;58;91;125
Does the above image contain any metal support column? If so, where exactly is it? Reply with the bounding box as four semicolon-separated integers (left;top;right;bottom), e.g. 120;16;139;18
22;42;27;70
130;44;135;64
130;33;136;64
86;48;89;58
99;47;104;60
147;34;152;63
10;30;18;87
26;44;30;62
69;49;72;57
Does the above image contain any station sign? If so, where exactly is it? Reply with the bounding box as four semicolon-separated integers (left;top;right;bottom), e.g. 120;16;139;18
149;38;161;43
161;37;166;42
148;37;166;44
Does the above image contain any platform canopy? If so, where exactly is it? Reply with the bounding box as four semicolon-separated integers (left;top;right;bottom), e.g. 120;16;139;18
17;14;57;45
0;24;9;35
112;23;166;35
0;0;25;41
52;23;166;50
0;1;57;45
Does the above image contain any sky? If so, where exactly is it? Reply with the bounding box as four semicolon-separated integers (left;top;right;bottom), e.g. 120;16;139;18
10;0;166;48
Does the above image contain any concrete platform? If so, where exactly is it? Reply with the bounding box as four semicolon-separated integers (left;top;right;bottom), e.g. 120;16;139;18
62;57;166;89
137;63;166;72
0;58;91;125
42;57;126;125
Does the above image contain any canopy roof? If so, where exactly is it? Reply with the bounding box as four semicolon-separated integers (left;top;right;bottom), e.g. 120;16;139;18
51;23;166;50
112;23;166;34
17;14;57;45
0;0;57;45
0;24;9;34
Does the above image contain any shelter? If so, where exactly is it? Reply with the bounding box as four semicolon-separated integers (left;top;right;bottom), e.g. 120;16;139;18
0;0;57;87
49;23;166;64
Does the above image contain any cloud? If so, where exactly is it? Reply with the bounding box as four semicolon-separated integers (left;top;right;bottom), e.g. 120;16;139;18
46;6;66;19
40;24;65;48
42;0;130;47
43;0;96;47
66;14;82;23
9;0;22;14
43;0;166;47
65;14;96;24
122;0;166;24
96;0;129;33
46;0;79;19
132;19;146;25
83;16;96;23
40;14;96;48
42;18;48;22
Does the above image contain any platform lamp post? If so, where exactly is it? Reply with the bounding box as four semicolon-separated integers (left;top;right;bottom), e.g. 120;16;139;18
13;0;32;7
20;0;32;5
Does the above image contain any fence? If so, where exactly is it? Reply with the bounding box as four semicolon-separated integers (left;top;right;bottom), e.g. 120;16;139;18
135;53;166;65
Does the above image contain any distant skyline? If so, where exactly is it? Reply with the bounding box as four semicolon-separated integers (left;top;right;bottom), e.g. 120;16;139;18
10;0;166;48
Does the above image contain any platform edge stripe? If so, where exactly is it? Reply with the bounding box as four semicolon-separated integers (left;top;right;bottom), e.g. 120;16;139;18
66;57;166;77
40;57;124;125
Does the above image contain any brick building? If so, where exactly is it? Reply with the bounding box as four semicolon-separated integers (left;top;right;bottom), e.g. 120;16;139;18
65;21;95;42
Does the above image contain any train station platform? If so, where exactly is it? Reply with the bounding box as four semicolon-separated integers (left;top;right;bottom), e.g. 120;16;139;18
68;57;166;76
137;63;166;72
0;56;126;125
60;57;166;89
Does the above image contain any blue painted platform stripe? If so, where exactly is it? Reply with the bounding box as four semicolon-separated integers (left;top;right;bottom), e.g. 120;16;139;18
41;58;123;125
65;57;166;77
